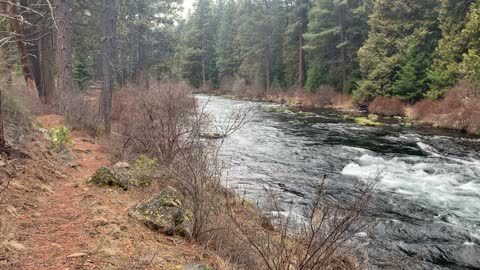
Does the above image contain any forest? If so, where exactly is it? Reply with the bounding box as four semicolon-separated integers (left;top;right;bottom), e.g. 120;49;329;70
2;1;480;113
0;0;480;270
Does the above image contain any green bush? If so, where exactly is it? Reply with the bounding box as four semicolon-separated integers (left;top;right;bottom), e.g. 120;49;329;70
49;125;74;150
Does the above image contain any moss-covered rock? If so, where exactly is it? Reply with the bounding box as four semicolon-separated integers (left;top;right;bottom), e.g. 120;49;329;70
129;187;192;238
296;111;317;117
89;167;128;190
354;117;383;127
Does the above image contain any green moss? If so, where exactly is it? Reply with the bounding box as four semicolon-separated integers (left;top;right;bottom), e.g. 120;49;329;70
263;106;293;114
354;117;383;127
89;167;128;189
296;111;317;117
159;195;181;207
368;114;379;121
130;155;157;186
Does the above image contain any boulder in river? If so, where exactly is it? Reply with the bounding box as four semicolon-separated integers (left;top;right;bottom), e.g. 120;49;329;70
129;187;192;238
89;167;129;190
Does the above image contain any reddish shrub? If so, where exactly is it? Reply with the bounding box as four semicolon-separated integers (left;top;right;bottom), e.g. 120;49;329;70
368;97;406;116
408;99;439;120
309;86;338;107
410;81;480;134
112;87;137;121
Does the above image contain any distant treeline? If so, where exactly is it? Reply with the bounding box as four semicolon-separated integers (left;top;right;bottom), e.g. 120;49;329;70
176;0;480;102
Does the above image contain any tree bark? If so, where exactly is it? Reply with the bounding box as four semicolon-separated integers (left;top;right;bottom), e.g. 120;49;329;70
55;0;73;107
0;85;4;148
7;0;38;97
40;26;56;104
339;6;347;94
298;31;304;87
99;0;116;133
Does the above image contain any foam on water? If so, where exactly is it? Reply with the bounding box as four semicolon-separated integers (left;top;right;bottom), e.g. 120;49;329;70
342;144;480;222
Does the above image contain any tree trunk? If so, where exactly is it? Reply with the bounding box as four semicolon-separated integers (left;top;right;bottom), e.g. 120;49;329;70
137;23;147;89
55;0;73;108
99;0;116;133
7;0;38;97
298;31;304;87
0;85;4;148
201;29;206;89
339;6;347;94
40;26;56;104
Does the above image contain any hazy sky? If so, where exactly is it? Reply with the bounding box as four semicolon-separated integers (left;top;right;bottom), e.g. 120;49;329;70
182;0;194;17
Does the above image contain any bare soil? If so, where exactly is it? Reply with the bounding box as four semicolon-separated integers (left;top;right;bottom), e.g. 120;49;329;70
0;114;222;270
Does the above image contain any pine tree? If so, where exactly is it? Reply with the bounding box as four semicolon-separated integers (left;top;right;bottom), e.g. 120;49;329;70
354;0;439;102
427;0;474;99
181;0;216;88
216;0;238;81
392;45;429;102
304;0;370;93
73;49;91;90
458;3;480;88
283;0;310;88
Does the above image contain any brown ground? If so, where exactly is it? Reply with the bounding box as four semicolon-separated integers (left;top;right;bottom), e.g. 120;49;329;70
0;114;223;270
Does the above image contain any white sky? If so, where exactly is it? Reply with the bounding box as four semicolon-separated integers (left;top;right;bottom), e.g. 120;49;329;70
182;0;194;18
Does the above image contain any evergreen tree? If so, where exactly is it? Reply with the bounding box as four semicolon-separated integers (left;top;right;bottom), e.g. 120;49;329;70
458;3;480;88
304;0;370;93
283;0;310;88
216;0;238;80
392;45;429;102
181;0;216;88
72;49;91;90
427;0;474;99
354;0;439;102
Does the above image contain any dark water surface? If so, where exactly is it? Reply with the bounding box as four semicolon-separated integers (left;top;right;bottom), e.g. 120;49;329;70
196;95;480;270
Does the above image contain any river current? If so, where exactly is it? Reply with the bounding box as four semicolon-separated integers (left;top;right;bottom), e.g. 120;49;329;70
196;95;480;270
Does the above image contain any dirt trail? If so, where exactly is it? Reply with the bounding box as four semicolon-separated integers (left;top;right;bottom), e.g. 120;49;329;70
8;114;218;270
17;114;110;269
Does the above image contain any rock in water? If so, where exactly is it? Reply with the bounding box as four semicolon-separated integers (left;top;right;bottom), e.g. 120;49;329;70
89;167;128;190
129;187;192;238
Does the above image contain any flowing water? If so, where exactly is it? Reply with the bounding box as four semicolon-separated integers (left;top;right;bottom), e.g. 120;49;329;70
196;95;480;270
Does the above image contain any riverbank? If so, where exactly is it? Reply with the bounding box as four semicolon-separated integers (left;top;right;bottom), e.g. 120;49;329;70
0;83;367;270
198;94;480;269
198;80;480;136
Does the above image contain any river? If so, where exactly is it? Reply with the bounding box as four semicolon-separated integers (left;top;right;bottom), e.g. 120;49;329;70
196;94;480;270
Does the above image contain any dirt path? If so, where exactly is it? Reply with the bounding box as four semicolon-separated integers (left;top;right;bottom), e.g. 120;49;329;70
9;114;219;270
17;115;110;270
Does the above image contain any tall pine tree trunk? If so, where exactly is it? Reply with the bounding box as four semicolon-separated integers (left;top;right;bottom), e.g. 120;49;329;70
99;0;116;133
137;23;147;89
201;30;206;89
55;0;73;107
7;0;38;97
40;26;56;104
298;31;303;87
339;6;347;94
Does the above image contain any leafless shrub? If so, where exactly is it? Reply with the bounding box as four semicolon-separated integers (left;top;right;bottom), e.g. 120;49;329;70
224;174;381;270
63;92;99;134
409;81;480;133
232;78;248;97
219;75;235;94
114;82;198;165
368;97;406;116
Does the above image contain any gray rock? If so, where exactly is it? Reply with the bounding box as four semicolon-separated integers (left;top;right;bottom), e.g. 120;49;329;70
129;187;192;237
113;161;130;169
88;167;128;190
